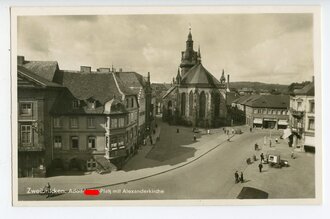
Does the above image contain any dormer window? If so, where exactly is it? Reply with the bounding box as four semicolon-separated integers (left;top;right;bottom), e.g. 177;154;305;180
91;101;96;109
73;100;80;109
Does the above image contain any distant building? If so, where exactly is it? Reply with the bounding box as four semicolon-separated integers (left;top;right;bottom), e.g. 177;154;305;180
162;28;228;128
151;83;171;115
289;81;315;152
232;94;290;129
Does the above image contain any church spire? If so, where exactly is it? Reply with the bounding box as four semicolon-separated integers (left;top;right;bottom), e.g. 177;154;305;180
220;69;226;84
188;25;192;41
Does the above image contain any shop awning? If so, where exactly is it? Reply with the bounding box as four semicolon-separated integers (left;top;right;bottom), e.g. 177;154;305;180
304;136;315;147
253;118;263;124
282;128;292;139
278;120;288;125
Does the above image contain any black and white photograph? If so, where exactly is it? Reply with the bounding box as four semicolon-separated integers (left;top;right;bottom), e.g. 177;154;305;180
11;6;322;205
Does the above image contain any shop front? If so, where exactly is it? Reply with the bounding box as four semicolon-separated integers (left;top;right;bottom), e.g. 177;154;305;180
263;118;277;129
278;119;289;129
253;118;263;128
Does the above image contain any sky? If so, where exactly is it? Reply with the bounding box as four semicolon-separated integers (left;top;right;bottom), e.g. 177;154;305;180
17;14;314;84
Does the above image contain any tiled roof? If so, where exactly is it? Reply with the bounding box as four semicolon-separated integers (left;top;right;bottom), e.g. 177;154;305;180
17;65;62;88
181;63;221;88
22;61;59;82
293;82;314;96
115;72;146;93
58;71;134;105
244;95;290;109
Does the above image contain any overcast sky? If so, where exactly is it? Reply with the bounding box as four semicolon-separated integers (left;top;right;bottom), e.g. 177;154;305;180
17;14;314;84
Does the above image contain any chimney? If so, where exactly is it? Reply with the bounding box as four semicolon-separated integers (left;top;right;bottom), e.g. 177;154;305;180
17;56;25;65
80;66;91;73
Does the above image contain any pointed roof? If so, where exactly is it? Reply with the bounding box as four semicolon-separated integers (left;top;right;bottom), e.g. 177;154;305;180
187;27;192;41
180;63;221;88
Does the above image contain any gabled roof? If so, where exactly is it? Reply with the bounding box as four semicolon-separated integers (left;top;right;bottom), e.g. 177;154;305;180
293;82;314;96
22;61;59;82
17;65;62;88
181;63;221;88
58;71;135;105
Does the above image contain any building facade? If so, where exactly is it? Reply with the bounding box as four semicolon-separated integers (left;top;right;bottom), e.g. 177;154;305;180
115;71;152;143
162;28;228;128
17;59;63;177
17;56;145;177
232;94;290;129
289;82;315;152
50;67;140;171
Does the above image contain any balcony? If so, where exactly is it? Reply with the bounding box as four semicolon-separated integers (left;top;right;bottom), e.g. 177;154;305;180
290;108;304;118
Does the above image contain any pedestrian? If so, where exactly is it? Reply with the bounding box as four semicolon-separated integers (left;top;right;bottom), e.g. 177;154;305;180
250;127;252;132
223;128;226;134
143;139;146;145
260;153;264;162
253;154;257;161
275;138;278;143
254;143;258;151
45;182;51;198
258;163;263;173
240;172;244;183
234;171;239;183
193;134;196;142
269;139;272;147
177;128;179;133
207;129;210;135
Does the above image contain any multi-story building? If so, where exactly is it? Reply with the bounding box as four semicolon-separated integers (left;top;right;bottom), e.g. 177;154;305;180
50;67;140;171
17;57;63;177
289;81;315;152
17;56;143;177
115;71;152;143
232;94;290;129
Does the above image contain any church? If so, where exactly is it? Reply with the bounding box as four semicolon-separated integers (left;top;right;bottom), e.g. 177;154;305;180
162;28;230;128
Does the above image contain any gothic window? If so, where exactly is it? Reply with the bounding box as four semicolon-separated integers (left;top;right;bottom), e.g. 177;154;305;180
199;91;206;118
213;92;220;117
181;93;186;116
189;91;193;116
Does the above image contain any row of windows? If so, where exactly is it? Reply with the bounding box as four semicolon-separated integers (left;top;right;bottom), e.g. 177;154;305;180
53;136;97;150
54;117;96;129
253;108;288;115
292;100;315;113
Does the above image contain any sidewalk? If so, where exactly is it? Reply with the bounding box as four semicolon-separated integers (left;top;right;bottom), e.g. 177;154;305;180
18;122;234;196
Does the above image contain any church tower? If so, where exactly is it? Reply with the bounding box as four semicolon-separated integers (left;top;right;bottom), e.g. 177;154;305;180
180;27;198;76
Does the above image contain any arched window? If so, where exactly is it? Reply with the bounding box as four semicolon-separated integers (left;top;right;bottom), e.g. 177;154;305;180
199;91;206;118
189;91;193;116
213;92;220;117
181;93;186;116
